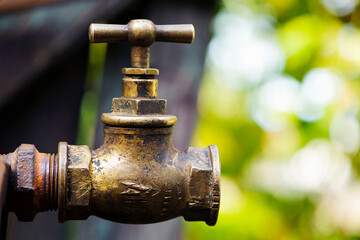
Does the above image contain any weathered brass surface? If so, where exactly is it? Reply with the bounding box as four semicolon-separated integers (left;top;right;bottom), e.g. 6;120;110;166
89;19;194;68
122;78;158;98
112;98;166;115
122;68;159;75
56;127;219;225
101;114;177;127
0;19;220;227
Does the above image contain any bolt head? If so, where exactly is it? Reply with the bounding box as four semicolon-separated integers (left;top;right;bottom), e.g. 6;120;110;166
9;144;53;221
15;144;36;221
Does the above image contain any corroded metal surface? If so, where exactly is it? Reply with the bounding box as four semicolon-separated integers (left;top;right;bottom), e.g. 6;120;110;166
122;78;158;98
89;19;195;128
1;135;220;226
112;98;166;115
63;145;91;220
57;127;220;225
2;144;57;221
0;19;220;227
122;68;159;75
76;19;220;225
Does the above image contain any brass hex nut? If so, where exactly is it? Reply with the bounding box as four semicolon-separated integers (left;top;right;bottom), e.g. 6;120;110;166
184;147;213;222
184;146;220;226
65;145;92;220
112;98;166;115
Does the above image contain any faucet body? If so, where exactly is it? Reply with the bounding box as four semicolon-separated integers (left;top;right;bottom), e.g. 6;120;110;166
59;126;219;225
0;19;220;227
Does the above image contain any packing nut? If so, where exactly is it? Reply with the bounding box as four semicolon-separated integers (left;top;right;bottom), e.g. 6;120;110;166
112;98;166;115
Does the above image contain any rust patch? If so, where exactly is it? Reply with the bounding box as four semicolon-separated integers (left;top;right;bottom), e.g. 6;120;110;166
5;144;57;221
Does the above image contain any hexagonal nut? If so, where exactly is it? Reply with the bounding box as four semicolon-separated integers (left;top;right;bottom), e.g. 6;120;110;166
184;146;220;226
16;144;36;191
7;144;56;221
184;147;213;221
112;98;166;115
14;144;37;221
65;145;91;220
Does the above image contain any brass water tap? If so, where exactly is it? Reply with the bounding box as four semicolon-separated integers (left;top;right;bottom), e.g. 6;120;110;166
0;19;220;227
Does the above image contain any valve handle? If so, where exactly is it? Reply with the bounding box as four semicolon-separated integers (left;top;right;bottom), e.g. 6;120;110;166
89;19;195;68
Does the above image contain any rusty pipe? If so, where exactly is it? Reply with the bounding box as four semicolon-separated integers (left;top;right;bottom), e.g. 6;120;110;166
0;144;57;221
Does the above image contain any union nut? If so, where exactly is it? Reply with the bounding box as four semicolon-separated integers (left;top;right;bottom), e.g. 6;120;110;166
6;144;57;221
58;143;92;221
184;145;220;226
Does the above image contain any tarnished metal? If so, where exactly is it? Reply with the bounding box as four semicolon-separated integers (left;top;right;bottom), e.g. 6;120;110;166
56;126;220;225
89;19;195;68
101;114;177;127
1;144;57;221
0;19;220;227
63;145;91;220
75;19;220;226
57;142;67;223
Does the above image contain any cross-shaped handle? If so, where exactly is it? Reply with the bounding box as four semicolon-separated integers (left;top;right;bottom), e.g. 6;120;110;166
89;19;195;68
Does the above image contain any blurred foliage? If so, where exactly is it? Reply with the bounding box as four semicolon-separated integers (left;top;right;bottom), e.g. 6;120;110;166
185;0;360;239
77;43;107;147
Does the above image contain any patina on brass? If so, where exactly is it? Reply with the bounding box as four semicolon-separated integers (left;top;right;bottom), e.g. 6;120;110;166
89;20;194;68
0;19;220;227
